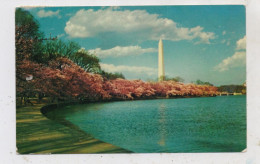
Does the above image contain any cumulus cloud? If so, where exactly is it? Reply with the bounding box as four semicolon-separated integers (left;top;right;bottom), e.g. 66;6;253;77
65;8;215;44
37;9;61;18
236;35;246;50
100;63;157;76
226;41;230;46
222;31;226;35
89;46;156;58
214;51;246;72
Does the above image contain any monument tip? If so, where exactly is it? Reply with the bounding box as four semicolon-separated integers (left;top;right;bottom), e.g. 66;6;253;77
159;38;163;45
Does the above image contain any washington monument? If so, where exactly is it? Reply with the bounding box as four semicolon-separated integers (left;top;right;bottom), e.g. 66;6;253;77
158;39;165;82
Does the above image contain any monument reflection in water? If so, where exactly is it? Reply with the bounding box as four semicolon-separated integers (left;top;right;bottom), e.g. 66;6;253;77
158;102;166;148
48;95;246;153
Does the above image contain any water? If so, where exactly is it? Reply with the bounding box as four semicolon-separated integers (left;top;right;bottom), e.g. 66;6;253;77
47;95;246;153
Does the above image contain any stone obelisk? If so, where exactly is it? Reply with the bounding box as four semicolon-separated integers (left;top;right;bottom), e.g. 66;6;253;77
158;39;165;82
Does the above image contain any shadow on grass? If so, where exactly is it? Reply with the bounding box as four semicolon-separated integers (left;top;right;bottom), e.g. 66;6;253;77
17;104;131;154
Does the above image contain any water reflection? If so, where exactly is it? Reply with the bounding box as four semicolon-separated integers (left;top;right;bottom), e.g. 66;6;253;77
61;103;105;117
157;102;166;147
43;103;106;137
54;96;246;152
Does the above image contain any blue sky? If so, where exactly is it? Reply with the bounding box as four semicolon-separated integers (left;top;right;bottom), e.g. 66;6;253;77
24;6;246;86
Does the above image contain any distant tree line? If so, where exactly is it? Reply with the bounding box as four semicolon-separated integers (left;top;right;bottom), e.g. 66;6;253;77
165;76;185;83
191;79;214;86
218;85;246;94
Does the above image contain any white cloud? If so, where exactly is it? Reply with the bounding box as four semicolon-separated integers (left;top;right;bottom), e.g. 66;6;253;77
89;46;156;58
221;39;226;44
22;7;36;11
214;51;246;72
106;6;120;10
66;13;73;17
37;9;61;18
222;31;226;35
57;33;65;38
236;35;246;50
65;8;215;44
100;63;157;76
226;41;230;46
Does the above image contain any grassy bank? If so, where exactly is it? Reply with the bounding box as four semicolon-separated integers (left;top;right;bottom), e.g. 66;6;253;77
16;103;131;154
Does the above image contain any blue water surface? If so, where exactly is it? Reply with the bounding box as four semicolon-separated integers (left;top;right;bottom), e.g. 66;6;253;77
50;95;246;153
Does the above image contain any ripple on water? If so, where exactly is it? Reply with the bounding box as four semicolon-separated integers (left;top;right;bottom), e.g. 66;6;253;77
47;96;246;153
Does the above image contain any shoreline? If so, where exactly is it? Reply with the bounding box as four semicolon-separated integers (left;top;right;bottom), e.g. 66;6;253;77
16;95;246;154
16;103;132;154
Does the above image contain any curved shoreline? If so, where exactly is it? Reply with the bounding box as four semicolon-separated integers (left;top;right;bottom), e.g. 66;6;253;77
16;95;217;154
16;103;132;154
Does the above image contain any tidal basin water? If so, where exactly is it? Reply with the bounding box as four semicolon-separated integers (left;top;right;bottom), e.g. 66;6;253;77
47;95;246;153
